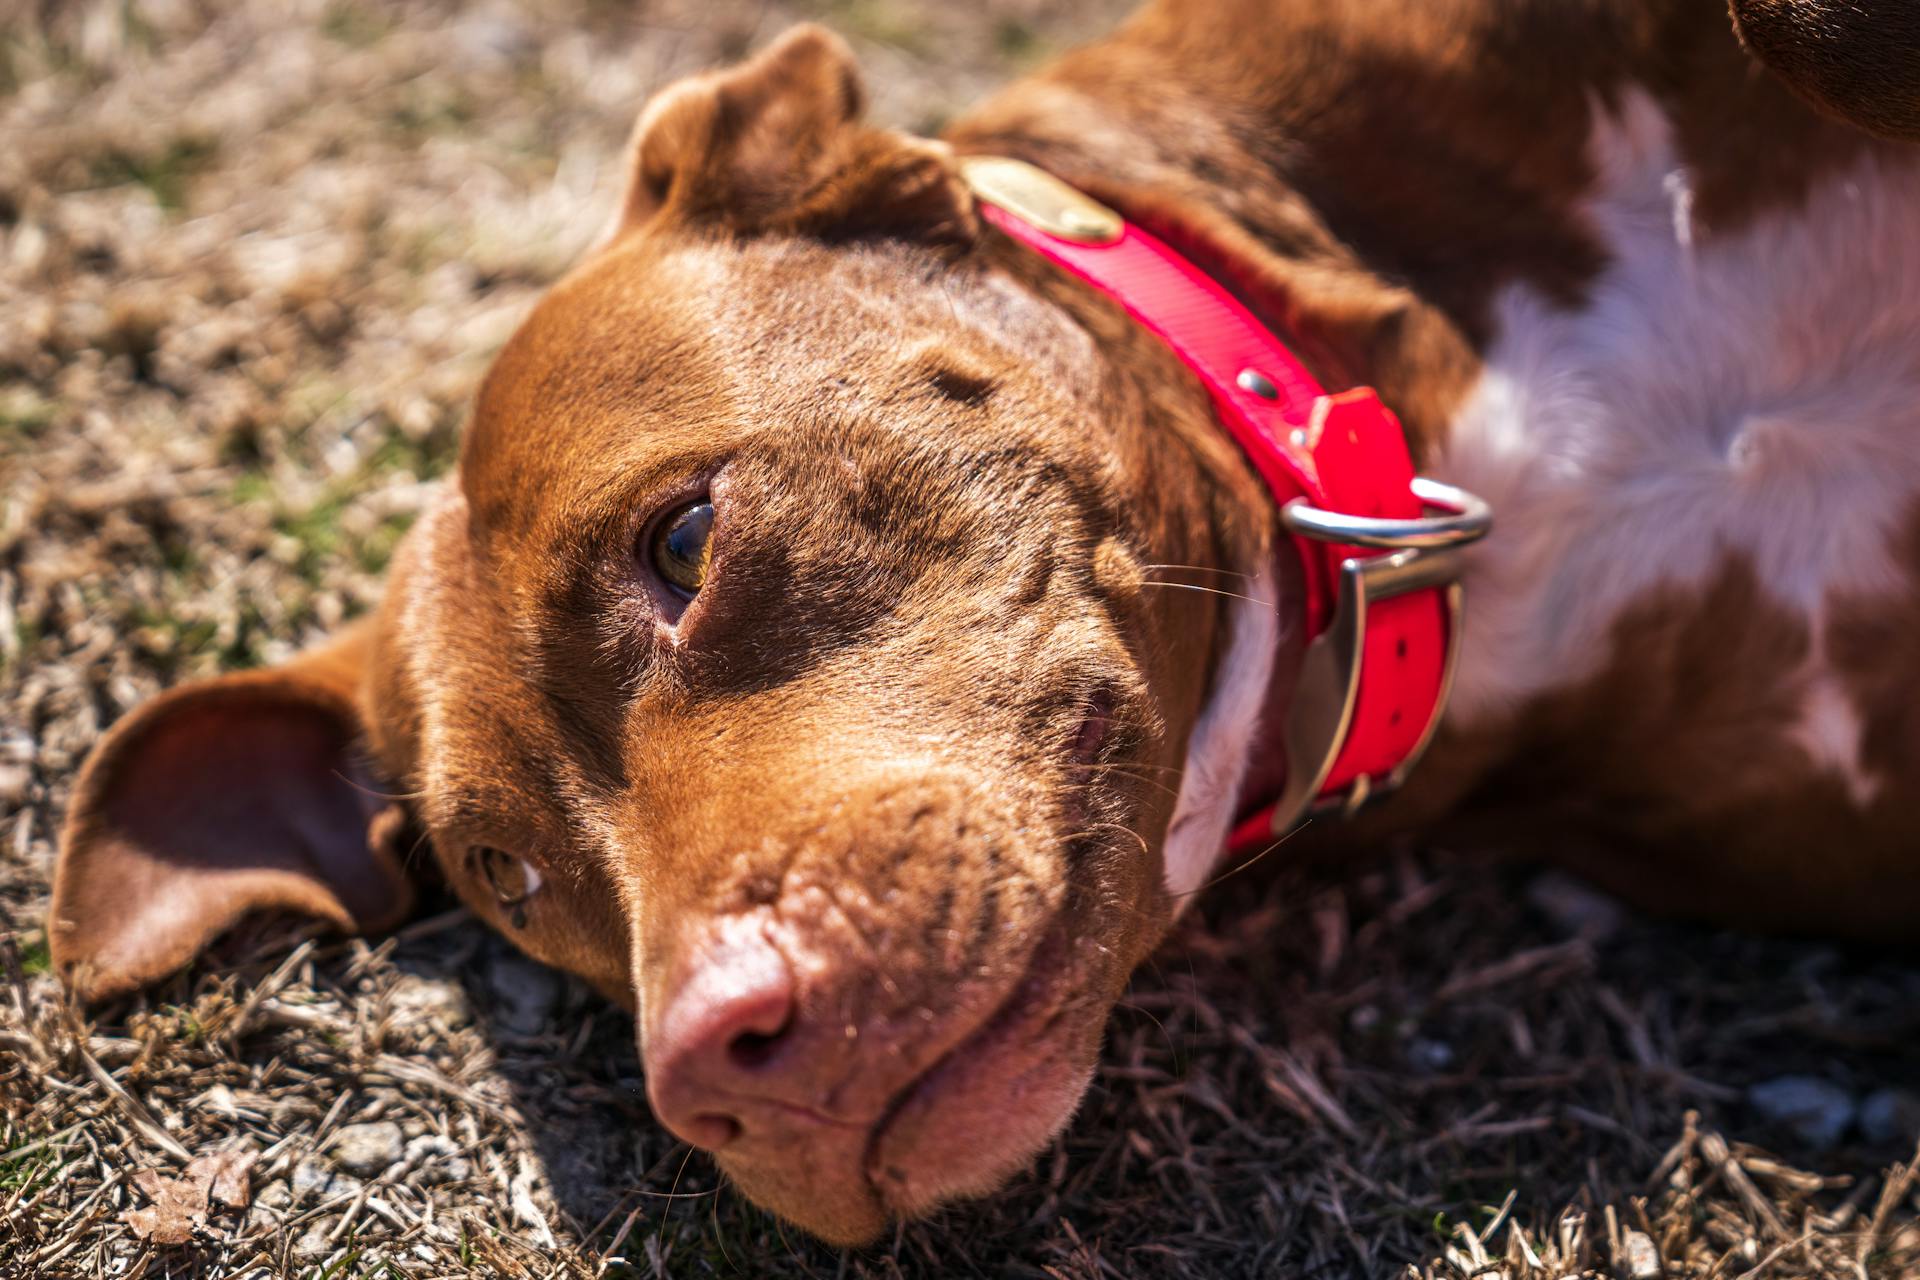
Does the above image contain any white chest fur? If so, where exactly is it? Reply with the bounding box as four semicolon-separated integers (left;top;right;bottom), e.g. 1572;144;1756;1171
1436;90;1920;804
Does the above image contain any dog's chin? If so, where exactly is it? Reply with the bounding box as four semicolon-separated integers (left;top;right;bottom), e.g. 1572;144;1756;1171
714;950;1107;1247
714;1045;1096;1247
716;1124;887;1248
864;1004;1100;1224
862;922;1108;1231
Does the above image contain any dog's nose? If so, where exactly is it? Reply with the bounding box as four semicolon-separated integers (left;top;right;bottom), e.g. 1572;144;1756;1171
645;920;800;1151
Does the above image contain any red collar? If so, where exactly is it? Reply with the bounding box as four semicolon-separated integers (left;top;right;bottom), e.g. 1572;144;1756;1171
960;157;1490;851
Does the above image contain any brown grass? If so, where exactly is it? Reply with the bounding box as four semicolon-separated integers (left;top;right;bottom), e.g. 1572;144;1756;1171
2;1;1917;1275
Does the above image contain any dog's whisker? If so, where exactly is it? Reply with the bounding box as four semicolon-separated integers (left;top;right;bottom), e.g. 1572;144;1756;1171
771;1203;821;1278
1069;820;1153;857
1079;762;1184;800
630;1185;722;1200
401;827;437;874
1169;819;1311;901
1139;563;1255;581
654;1143;697;1249
1135;581;1279;609
1081;759;1186;776
327;769;426;803
1115;997;1182;1065
710;1176;737;1274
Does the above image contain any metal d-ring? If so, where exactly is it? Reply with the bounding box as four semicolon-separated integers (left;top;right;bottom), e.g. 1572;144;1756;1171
1264;475;1490;838
1281;477;1492;550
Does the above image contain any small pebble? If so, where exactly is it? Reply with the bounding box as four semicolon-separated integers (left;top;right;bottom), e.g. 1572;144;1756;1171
403;1133;473;1185
1747;1076;1856;1150
293;1222;334;1258
388;973;472;1031
1622;1228;1661;1280
269;1097;321;1132
1408;1037;1455;1072
290;1159;362;1203
487;951;563;1035
1526;871;1625;942
1859;1088;1920;1146
326;1121;405;1177
245;1179;291;1234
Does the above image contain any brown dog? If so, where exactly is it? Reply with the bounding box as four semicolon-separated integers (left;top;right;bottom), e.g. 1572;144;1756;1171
51;0;1920;1245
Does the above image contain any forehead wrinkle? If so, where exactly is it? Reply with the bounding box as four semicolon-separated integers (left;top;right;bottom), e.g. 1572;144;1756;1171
462;246;739;538
682;244;1123;539
699;236;1093;392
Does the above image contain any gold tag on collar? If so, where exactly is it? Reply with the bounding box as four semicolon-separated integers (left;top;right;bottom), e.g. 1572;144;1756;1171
957;156;1124;245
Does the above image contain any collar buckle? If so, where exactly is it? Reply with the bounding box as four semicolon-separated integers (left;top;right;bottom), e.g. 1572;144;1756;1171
1267;478;1491;834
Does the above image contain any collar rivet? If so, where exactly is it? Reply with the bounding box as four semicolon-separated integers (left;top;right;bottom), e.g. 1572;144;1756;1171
1236;368;1280;400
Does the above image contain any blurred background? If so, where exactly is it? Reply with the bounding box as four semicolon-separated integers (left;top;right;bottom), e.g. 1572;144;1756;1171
2;3;1917;1278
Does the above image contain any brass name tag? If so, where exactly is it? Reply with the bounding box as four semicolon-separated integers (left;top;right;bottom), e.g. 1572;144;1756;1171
957;156;1124;245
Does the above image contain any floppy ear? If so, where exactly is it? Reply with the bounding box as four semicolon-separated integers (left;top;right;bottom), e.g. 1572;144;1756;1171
51;621;414;1001
1730;0;1920;141
609;23;977;246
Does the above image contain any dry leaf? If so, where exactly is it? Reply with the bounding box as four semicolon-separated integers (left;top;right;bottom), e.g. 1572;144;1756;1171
202;1147;259;1209
121;1148;258;1243
123;1168;209;1244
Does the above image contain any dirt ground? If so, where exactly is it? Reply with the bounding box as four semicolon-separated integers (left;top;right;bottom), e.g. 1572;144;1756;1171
2;1;1917;1276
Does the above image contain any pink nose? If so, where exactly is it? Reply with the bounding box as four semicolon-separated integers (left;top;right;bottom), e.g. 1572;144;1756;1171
644;920;801;1151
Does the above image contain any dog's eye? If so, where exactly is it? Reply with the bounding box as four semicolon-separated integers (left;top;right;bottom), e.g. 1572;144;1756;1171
650;500;714;598
470;846;542;928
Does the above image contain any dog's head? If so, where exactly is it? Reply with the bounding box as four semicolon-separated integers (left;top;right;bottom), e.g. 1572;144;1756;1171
51;27;1281;1243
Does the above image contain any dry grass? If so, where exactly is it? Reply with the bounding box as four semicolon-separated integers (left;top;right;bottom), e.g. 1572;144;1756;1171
2;1;1918;1276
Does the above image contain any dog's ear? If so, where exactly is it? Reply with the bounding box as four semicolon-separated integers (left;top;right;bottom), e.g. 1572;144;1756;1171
1730;0;1920;141
50;621;414;1001
609;24;976;246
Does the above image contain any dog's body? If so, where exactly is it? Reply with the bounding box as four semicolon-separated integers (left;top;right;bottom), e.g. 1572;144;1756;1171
49;0;1920;1246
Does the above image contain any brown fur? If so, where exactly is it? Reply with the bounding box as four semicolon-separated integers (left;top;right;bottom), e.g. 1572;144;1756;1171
1383;547;1920;939
1731;0;1920;141
50;0;1920;1245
